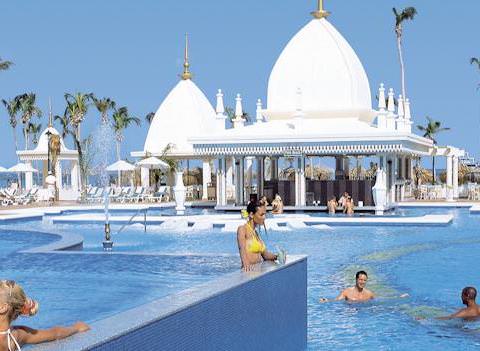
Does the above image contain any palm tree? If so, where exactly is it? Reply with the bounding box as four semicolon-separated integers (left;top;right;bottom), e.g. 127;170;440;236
0;57;13;71
417;116;450;184
2;98;20;153
225;106;249;122
393;7;417;99
92;96;116;124
17;93;42;149
54;113;73;139
64;92;93;189
112;107;141;161
145;112;155;125
27;122;42;147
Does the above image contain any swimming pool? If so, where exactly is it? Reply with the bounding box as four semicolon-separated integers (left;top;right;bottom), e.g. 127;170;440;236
1;207;479;349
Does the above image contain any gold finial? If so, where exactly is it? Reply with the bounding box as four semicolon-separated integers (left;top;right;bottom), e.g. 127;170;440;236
311;0;330;19
181;33;192;80
48;97;53;127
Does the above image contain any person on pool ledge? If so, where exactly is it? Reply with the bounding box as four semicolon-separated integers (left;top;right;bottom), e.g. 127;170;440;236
237;201;280;271
436;286;480;320
0;280;89;351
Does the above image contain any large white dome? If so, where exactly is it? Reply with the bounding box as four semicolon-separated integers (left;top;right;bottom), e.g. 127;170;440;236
144;79;217;155
266;18;372;120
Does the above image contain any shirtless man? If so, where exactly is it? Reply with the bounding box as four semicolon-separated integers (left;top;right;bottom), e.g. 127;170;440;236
437;287;480;320
320;271;374;303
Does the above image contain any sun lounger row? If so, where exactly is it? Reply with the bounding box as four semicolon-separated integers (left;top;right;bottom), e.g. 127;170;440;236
84;186;170;203
0;187;40;206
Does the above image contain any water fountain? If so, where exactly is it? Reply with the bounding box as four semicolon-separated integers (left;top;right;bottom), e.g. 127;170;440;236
91;118;115;250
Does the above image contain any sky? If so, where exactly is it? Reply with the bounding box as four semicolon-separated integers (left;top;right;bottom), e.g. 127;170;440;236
1;0;479;168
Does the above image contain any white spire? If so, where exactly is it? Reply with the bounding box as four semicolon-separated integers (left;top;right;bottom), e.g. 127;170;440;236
387;88;395;112
397;95;405;118
404;98;411;120
256;99;263;123
404;98;412;133
235;93;243;118
233;93;245;128
386;88;396;131
376;84;388;129
378;83;386;111
216;89;225;116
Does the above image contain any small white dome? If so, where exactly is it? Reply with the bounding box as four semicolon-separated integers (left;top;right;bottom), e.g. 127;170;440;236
266;18;372;119
34;126;72;153
144;79;217;155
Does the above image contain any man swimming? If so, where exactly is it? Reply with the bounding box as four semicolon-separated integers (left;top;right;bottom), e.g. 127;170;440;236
320;271;375;303
437;287;480;320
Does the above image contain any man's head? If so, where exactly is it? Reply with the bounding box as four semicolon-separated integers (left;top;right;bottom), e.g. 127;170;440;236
355;271;368;290
461;286;477;305
330;196;336;201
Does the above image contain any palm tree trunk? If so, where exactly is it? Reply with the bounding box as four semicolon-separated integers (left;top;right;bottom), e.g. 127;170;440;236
397;34;407;99
432;156;436;185
12;127;18;157
116;139;121;185
24;126;28;150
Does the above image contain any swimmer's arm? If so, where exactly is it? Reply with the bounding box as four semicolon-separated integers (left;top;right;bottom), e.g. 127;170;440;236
320;290;347;303
237;226;252;271
436;309;467;320
15;322;90;344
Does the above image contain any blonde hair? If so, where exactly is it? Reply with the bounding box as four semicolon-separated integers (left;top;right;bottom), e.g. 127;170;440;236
0;280;27;322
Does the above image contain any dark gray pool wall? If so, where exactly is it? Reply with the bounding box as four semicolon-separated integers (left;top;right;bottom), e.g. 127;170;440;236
35;255;307;351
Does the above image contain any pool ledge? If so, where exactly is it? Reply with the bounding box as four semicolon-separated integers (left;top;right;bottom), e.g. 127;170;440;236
33;255;307;351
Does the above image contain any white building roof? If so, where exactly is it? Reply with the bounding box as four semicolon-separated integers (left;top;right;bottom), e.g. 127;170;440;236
265;18;372;121
17;126;78;161
142;79;217;156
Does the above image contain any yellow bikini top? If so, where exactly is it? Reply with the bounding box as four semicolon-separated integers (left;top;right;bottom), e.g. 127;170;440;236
245;222;266;254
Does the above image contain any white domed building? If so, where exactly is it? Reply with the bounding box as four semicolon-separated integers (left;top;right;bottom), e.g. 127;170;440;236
188;3;464;211
131;37;226;198
136;3;464;211
17;114;80;200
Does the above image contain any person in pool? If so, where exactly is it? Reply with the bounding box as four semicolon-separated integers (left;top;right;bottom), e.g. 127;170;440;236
320;271;375;303
437;287;480;320
0;280;89;351
327;196;337;214
237;201;280;271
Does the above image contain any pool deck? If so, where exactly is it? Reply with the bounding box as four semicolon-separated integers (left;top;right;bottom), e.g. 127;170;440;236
0;201;467;227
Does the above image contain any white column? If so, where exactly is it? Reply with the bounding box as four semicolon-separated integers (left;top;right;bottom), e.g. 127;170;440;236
141;167;150;188
299;157;306;206
226;157;234;199
71;161;79;192
216;158;227;206
446;155;453;201
295;157;306;206
25;161;33;191
246;157;253;200
55;161;63;190
235;157;245;205
453;156;459;199
257;156;265;197
202;160;211;200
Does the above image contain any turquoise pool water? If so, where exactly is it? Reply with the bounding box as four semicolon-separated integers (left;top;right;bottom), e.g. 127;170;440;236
2;207;480;349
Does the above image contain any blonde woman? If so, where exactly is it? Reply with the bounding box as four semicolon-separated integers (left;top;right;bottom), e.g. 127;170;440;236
0;280;89;351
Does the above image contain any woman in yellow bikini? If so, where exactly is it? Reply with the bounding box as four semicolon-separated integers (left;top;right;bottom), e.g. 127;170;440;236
237;202;279;271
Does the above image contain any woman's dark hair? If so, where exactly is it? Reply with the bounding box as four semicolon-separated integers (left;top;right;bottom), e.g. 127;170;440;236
247;201;262;215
